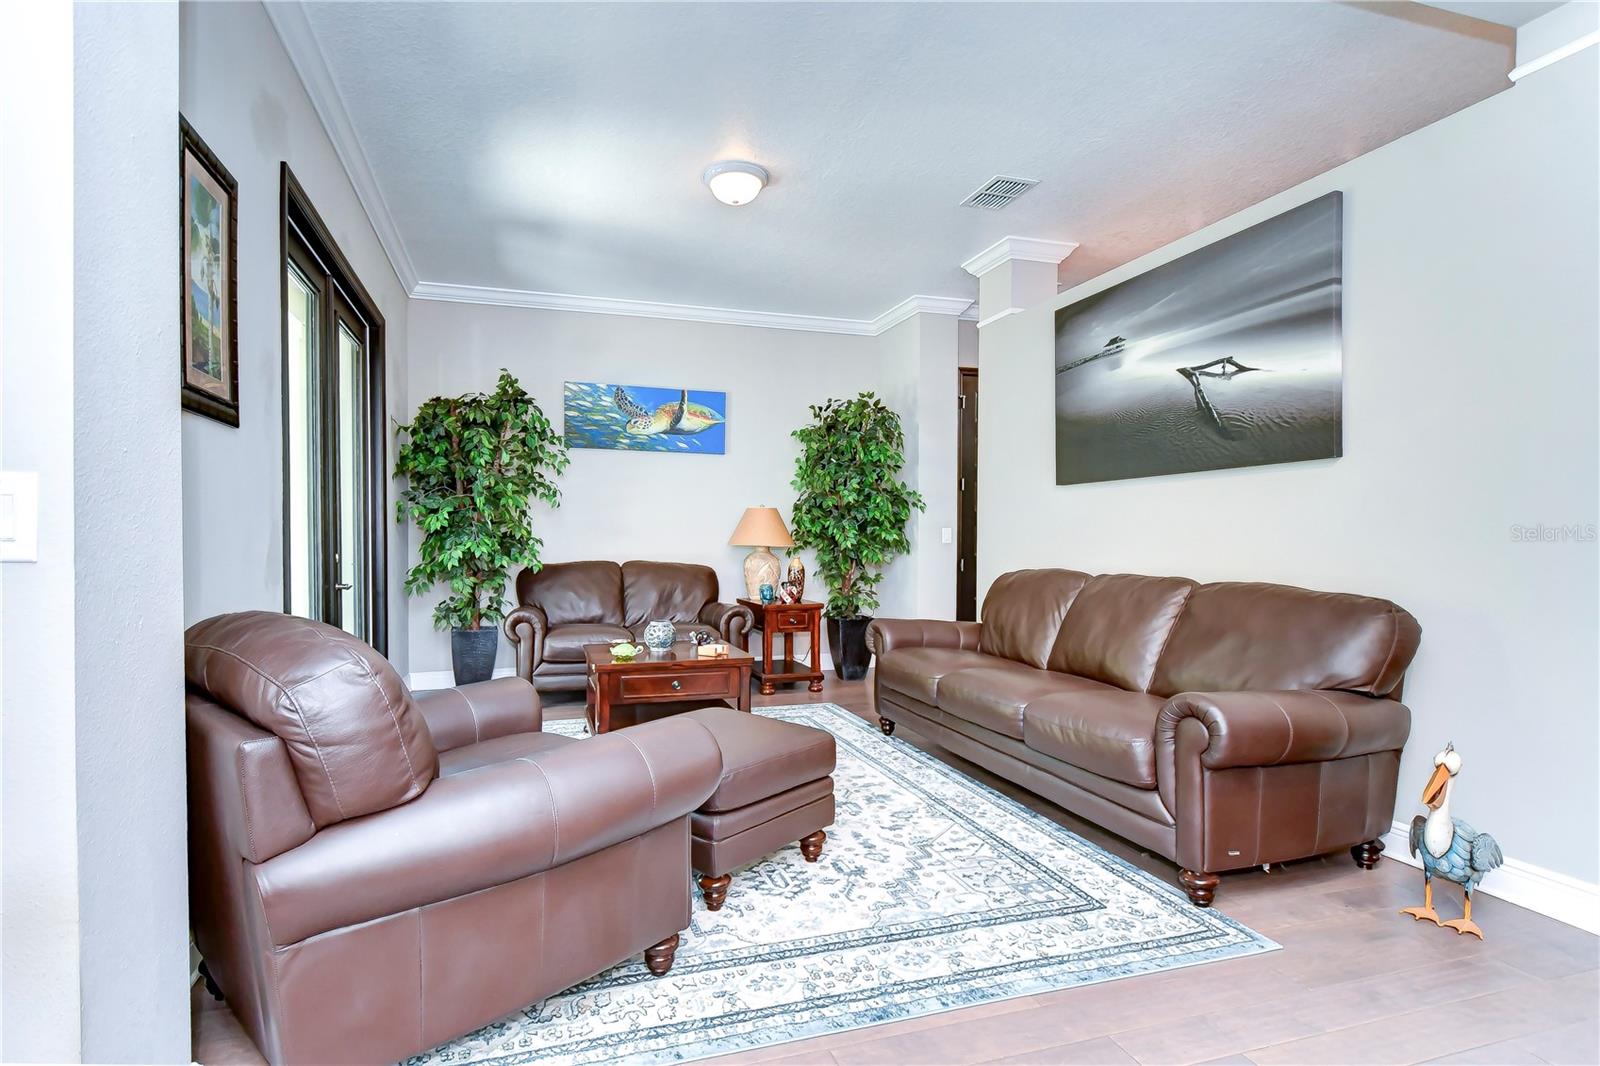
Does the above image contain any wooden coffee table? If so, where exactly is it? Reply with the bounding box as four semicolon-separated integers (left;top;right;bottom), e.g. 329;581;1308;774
583;641;753;734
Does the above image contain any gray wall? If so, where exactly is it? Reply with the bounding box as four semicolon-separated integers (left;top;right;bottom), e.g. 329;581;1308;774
179;0;411;664
977;49;1600;882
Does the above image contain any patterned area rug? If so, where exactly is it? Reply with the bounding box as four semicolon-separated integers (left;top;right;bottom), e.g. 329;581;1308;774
409;702;1277;1065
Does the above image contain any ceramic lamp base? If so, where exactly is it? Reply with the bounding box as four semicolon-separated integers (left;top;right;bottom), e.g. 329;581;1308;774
742;546;781;599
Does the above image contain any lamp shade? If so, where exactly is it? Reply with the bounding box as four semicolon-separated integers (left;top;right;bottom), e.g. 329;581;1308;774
729;506;793;548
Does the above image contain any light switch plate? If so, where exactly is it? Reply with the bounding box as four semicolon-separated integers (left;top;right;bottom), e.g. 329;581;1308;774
941;527;953;544
0;471;40;562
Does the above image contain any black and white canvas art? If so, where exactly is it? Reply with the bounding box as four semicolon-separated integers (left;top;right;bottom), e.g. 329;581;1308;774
1054;192;1343;485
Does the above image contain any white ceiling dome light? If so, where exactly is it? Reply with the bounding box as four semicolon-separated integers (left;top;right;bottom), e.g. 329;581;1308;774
703;160;769;206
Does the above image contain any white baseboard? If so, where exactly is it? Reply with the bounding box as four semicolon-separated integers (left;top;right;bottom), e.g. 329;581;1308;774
408;652;835;694
1380;820;1600;935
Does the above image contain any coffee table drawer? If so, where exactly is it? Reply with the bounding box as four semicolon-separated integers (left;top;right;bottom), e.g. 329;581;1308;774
617;669;735;702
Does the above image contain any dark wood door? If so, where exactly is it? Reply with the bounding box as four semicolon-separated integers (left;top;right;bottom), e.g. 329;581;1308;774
957;367;979;621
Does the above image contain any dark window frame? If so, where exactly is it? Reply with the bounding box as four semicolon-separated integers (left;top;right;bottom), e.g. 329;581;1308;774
279;163;389;654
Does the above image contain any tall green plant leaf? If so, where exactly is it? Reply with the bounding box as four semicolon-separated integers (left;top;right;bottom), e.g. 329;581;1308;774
790;392;924;618
394;370;569;631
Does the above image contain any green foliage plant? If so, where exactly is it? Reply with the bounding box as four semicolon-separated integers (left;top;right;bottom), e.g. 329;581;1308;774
395;370;569;631
790;392;925;619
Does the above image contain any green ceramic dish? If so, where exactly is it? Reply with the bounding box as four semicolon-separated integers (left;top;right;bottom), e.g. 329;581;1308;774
609;641;643;661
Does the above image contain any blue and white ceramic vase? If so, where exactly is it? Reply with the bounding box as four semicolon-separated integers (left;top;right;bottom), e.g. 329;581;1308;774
643;619;676;652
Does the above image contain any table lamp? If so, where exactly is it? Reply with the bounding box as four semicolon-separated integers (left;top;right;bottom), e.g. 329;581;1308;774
729;506;793;600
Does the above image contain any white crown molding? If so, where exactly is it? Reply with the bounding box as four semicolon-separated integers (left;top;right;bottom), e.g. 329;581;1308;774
961;236;1079;279
871;294;979;334
976;307;1024;330
1509;29;1600;82
413;282;973;337
1381;820;1600;935
264;0;419;291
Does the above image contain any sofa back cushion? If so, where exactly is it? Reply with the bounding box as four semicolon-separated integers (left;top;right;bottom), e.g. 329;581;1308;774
1150;581;1420;698
516;560;624;625
184;611;438;828
1048;573;1197;692
979;569;1091;669
622;560;718;627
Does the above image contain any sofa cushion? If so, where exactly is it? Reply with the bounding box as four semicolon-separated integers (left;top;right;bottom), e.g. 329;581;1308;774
622;560;719;627
437;731;574;776
877;647;1018;706
1150;581;1421;698
1022;690;1166;789
1048;573;1196;692
543;623;633;663
185;612;439;828
978;569;1092;668
937;667;1115;740
515;561;623;625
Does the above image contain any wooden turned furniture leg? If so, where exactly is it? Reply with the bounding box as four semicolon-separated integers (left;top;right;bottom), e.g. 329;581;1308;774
1179;869;1220;907
1351;838;1385;869
698;874;732;911
644;933;680;976
808;612;824;691
799;830;826;862
878;716;895;736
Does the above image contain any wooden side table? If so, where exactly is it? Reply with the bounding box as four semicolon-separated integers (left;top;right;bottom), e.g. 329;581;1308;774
738;598;825;695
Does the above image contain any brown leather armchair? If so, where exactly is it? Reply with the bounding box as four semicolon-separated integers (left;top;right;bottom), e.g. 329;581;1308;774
186;611;722;1065
504;560;753;693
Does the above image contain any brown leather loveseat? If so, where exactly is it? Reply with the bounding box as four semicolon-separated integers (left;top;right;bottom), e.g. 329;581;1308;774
186;611;722;1064
505;560;754;693
868;569;1421;906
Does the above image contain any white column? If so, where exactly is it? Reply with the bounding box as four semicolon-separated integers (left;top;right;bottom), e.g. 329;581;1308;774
962;236;1078;328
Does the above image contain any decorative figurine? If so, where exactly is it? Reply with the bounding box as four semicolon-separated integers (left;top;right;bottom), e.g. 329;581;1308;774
759;583;775;604
785;553;806;600
642;619;677;653
687;629;712;647
1401;742;1504;940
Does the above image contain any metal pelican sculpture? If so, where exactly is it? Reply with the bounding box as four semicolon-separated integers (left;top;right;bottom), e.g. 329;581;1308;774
1400;742;1503;940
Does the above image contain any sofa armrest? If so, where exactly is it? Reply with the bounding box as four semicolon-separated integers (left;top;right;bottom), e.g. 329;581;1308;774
252;715;723;946
699;600;754;645
503;603;549;679
865;618;982;657
1157;689;1411;771
413;677;543;752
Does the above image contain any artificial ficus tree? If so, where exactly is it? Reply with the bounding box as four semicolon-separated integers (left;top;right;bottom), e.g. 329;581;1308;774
790;392;925;619
395;370;569;631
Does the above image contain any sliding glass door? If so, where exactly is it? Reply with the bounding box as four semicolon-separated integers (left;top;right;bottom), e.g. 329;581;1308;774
281;165;387;652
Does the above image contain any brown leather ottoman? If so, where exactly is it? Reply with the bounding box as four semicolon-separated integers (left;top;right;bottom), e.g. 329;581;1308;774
683;707;837;911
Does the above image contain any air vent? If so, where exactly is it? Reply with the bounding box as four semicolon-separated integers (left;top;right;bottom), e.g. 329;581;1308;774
961;175;1039;210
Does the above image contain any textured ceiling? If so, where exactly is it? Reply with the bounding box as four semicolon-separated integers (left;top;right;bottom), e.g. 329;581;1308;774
300;1;1515;321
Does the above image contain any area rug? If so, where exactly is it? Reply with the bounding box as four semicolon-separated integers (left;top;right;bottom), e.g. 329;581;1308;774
408;702;1277;1065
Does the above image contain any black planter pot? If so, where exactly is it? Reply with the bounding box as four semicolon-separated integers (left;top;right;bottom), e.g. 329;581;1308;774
827;615;873;681
451;627;499;686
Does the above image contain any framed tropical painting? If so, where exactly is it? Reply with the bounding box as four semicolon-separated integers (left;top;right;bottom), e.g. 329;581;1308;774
179;116;239;426
564;381;727;454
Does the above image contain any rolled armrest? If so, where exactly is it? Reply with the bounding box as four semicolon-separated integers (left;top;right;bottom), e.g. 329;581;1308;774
1157;689;1411;771
865;618;982;656
502;603;549;679
699;600;754;645
413;677;543;752
253;716;723;945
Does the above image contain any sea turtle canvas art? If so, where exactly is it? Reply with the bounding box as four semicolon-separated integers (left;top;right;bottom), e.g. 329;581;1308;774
563;381;728;454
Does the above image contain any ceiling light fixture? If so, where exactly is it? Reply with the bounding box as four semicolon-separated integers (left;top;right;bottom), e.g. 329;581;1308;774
703;160;769;206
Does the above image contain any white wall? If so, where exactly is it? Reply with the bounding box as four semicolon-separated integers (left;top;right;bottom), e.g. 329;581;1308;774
178;0;410;665
1;2;82;1059
73;4;191;1060
978;49;1599;883
402;300;933;676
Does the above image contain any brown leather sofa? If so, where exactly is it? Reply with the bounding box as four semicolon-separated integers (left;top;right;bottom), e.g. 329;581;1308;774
505;560;754;693
867;569;1421;906
186;611;722;1065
